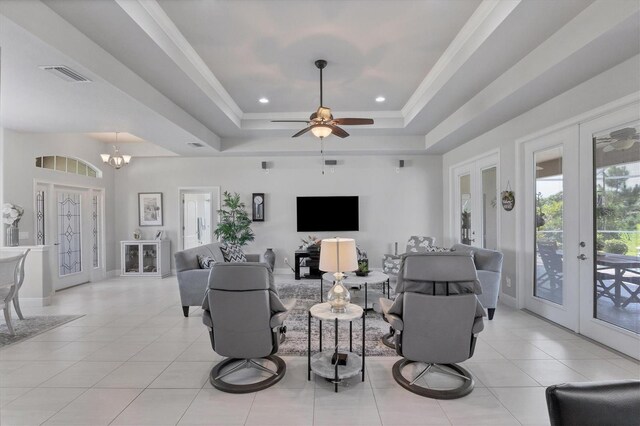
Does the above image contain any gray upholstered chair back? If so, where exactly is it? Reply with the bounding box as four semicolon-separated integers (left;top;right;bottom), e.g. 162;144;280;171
392;252;482;363
451;243;503;273
405;236;436;254
206;262;278;359
394;251;482;296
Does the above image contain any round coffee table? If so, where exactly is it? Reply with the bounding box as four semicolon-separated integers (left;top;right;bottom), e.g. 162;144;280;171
322;271;390;310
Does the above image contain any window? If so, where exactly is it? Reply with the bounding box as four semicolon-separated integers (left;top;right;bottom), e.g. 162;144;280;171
35;156;101;178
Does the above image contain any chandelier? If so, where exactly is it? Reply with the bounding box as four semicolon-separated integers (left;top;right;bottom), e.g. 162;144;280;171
100;133;131;169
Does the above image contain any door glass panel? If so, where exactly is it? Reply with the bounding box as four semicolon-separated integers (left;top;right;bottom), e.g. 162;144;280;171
57;192;82;276
534;148;564;304
460;174;472;244
593;122;640;334
92;195;99;268
142;244;158;273
481;167;498;250
36;190;45;245
124;244;139;273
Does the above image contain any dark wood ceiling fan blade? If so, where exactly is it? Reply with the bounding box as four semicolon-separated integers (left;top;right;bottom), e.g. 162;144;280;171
292;126;313;138
329;125;349;138
271;120;311;123
332;118;374;125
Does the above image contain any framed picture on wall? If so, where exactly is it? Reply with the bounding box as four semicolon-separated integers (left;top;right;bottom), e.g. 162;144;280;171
252;193;264;222
139;192;163;226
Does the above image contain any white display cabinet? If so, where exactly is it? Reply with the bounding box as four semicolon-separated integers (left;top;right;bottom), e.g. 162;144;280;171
121;240;171;277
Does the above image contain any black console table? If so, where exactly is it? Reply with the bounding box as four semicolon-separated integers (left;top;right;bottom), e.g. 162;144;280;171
295;250;321;280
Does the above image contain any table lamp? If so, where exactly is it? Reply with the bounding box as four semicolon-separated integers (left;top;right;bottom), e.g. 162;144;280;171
320;237;358;313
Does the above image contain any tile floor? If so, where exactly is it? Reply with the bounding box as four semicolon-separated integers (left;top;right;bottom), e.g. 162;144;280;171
0;275;638;425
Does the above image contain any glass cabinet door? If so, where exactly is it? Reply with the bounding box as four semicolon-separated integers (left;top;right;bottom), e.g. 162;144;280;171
124;244;140;273
142;244;158;274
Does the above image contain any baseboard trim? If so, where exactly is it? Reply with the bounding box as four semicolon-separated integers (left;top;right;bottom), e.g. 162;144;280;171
499;292;518;308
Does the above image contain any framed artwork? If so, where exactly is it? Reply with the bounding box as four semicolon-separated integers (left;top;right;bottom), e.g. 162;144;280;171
252;193;264;222
138;192;163;226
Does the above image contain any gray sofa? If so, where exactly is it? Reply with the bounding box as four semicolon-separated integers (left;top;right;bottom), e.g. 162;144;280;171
174;243;259;317
451;243;503;320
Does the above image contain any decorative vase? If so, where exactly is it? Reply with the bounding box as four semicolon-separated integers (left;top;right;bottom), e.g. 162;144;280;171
264;248;276;271
6;225;19;247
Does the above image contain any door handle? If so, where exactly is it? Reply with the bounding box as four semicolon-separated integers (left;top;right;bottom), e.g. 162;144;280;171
577;254;587;260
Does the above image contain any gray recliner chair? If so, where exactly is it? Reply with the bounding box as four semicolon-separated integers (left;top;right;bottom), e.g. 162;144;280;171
379;252;485;399
451;243;503;320
202;262;294;393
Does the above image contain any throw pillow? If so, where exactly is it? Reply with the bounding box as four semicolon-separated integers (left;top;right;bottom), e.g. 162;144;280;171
422;246;450;253
197;254;216;269
220;244;247;263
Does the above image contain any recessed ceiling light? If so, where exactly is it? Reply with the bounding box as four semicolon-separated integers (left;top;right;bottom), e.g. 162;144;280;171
375;96;386;103
259;97;269;104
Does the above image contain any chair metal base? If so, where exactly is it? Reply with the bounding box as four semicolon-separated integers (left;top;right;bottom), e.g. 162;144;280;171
210;355;286;394
381;329;396;349
392;359;474;399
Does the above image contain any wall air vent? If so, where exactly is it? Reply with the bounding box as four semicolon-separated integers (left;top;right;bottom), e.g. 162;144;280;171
187;142;205;148
39;65;91;82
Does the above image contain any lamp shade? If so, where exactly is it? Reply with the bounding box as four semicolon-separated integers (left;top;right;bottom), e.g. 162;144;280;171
319;238;358;272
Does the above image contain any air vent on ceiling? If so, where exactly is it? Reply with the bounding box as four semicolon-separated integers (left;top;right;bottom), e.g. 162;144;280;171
187;142;205;148
39;65;91;83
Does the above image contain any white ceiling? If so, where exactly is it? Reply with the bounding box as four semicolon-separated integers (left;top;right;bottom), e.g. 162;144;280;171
0;0;638;156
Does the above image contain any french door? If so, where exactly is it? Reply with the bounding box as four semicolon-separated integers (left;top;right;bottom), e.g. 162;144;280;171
452;153;499;250
522;104;639;358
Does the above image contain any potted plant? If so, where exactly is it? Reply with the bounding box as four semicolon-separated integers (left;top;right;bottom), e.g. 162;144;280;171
355;260;369;277
214;192;255;247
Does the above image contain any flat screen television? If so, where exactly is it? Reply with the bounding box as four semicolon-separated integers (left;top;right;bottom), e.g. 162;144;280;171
296;196;359;232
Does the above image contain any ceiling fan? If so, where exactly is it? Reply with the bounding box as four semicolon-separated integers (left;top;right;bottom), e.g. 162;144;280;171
596;127;639;152
271;60;374;139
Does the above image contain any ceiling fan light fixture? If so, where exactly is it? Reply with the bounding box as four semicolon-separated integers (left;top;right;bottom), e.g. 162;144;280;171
311;125;332;138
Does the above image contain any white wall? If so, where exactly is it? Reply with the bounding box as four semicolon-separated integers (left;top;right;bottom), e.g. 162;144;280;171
443;55;640;300
0;130;117;271
114;155;443;271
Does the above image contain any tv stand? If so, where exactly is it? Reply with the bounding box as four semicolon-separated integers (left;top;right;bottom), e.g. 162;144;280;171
295;250;322;280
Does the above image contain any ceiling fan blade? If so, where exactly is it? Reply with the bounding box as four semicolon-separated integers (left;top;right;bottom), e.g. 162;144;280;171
332;118;374;125
329;125;349;138
271;120;311;123
292;126;313;138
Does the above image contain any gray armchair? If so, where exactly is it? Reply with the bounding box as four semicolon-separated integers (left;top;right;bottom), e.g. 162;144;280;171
451;243;503;320
379;252;485;399
174;243;259;317
202;262;295;393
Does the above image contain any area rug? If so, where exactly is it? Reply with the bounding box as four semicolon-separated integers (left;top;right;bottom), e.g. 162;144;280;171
275;277;396;356
0;315;84;348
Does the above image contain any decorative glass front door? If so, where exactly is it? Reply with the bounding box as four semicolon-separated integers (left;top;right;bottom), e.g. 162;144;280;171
57;192;82;276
